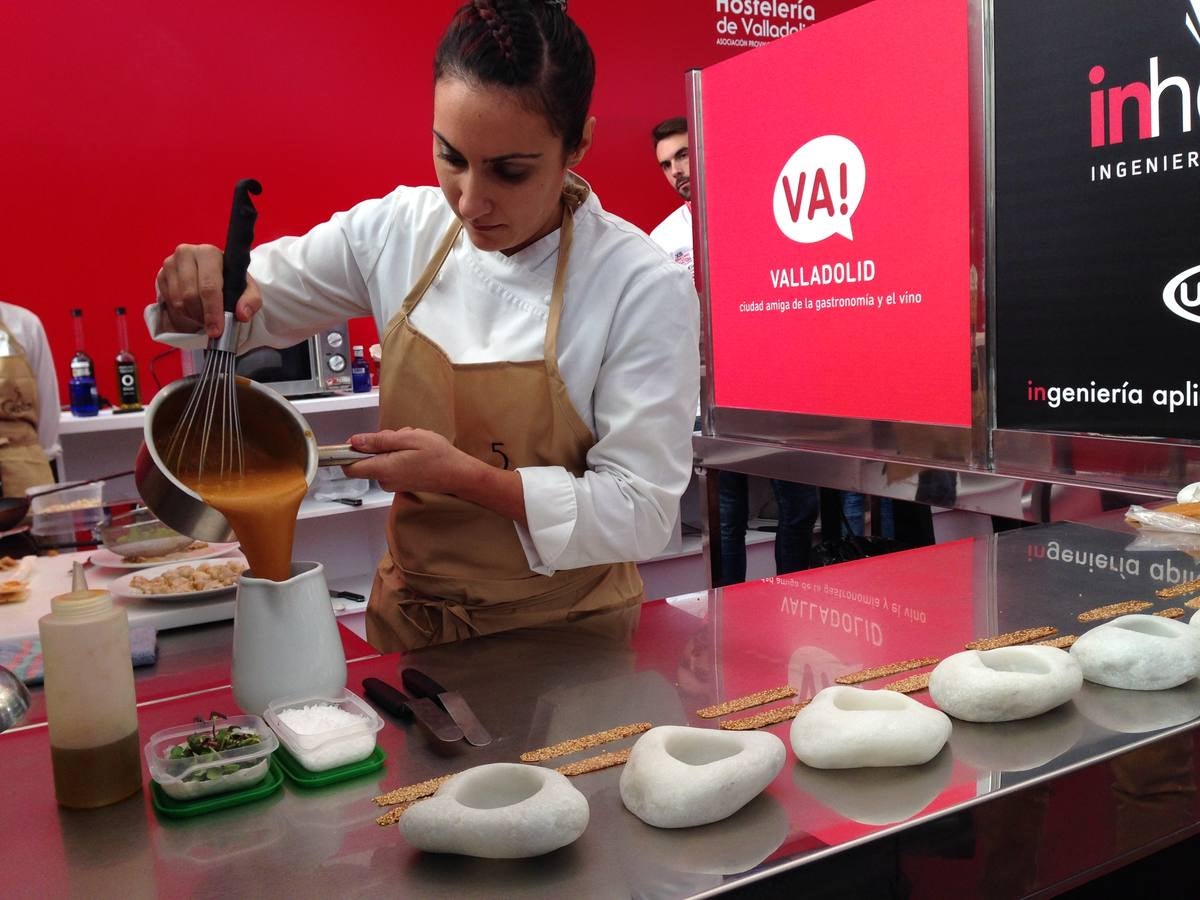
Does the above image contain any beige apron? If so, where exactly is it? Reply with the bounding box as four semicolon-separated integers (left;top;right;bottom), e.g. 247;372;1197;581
366;185;644;652
0;319;54;499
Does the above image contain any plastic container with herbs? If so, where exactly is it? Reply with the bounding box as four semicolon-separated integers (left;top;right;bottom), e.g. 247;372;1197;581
145;713;277;800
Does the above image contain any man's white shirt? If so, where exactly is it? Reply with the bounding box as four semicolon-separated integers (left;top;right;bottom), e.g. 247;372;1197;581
649;204;693;276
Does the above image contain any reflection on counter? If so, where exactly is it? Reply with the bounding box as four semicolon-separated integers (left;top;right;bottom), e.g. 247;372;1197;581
619;790;790;877
792;748;954;826
949;704;1084;772
1074;680;1200;734
60;792;157;899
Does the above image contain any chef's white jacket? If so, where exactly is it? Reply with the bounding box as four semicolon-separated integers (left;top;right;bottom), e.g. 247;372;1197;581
147;183;700;576
649;203;694;276
0;301;61;460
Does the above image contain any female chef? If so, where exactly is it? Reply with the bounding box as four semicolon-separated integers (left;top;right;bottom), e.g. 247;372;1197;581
150;0;700;652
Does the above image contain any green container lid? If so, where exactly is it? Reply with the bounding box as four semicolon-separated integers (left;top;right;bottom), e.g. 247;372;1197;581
273;743;387;788
151;756;284;819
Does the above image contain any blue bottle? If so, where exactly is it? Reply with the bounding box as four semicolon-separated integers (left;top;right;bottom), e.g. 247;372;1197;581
351;345;371;393
68;309;99;416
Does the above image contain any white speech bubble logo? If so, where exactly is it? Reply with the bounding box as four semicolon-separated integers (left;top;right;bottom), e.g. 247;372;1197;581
773;135;865;243
1164;264;1200;323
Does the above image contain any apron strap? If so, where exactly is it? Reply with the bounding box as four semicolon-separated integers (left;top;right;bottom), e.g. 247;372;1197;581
400;221;463;319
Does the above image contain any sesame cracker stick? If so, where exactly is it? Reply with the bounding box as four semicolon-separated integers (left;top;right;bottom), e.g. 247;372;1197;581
966;626;1057;651
1156;577;1200;599
555;749;632;776
835;656;940;685
372;774;453;808
520;722;652;763
884;673;930;694
696;685;797;718
1076;601;1153;622
720;701;809;731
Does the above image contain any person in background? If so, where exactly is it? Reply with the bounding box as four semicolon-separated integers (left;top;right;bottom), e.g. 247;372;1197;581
649;117;694;274
150;1;700;653
0;301;58;497
648;117;817;586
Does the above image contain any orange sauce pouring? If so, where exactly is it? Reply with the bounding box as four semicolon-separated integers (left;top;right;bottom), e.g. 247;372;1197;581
159;380;310;583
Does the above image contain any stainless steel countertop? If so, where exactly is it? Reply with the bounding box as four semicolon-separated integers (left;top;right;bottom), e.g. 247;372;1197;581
5;519;1200;898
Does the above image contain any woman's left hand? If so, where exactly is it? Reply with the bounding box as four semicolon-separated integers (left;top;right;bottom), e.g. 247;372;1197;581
344;428;481;494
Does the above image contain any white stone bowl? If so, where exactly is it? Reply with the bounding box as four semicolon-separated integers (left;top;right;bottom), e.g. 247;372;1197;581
1070;614;1200;690
792;747;953;825
399;763;589;858
619;725;786;828
928;645;1082;722
790;685;952;769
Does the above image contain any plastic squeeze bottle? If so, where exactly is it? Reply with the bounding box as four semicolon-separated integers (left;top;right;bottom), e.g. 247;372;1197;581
38;572;141;808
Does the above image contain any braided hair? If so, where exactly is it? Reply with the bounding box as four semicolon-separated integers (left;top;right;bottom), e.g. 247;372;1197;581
434;1;594;153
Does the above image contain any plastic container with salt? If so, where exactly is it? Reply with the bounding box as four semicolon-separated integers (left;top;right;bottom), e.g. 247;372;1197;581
264;690;382;772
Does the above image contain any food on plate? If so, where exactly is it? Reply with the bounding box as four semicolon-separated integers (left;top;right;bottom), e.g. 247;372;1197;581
121;540;211;564
1147;501;1200;519
128;559;247;595
0;556;20;571
38;498;102;514
0;580;28;603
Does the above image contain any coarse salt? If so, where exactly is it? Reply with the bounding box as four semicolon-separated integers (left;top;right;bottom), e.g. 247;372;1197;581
278;703;366;734
275;702;375;771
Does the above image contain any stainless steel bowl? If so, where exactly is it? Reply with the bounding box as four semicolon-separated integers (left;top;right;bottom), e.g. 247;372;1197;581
136;376;370;542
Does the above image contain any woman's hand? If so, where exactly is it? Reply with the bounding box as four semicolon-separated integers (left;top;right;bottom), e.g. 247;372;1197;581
155;244;263;339
345;428;477;494
345;428;528;525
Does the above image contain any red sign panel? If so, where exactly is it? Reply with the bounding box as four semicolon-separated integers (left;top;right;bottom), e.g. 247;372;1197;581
701;0;972;426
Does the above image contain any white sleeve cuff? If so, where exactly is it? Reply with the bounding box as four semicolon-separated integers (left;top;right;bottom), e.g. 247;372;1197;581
143;302;208;350
514;466;578;576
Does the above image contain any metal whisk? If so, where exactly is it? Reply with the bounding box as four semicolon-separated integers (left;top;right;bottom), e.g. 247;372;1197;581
165;178;263;482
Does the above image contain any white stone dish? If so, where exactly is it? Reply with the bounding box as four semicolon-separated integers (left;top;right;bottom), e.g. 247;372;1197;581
399;763;589;858
949;704;1084;771
928;646;1082;722
790;685;951;769
619;725;786;828
792;748;953;825
1069;614;1200;690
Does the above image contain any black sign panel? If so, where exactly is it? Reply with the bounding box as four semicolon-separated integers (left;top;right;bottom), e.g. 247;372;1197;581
995;0;1200;437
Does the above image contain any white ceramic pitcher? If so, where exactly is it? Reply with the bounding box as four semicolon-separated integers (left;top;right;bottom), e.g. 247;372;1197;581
231;561;347;715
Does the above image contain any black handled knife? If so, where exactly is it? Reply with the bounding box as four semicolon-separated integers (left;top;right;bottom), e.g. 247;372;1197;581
401;668;493;747
361;677;463;743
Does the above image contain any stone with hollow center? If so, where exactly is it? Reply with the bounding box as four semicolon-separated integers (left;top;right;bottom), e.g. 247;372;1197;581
619;725;786;828
398;763;588;858
1069;614;1200;690
790;685;951;769
928;645;1082;722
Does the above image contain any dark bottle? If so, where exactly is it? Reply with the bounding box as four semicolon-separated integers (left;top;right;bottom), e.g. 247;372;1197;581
68;309;99;417
113;307;142;412
351;345;371;393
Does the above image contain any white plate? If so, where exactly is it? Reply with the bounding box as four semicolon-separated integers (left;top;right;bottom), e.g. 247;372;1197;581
108;556;249;602
90;541;241;570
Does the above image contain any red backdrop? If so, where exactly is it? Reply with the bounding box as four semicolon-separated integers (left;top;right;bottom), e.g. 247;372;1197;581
0;0;866;407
